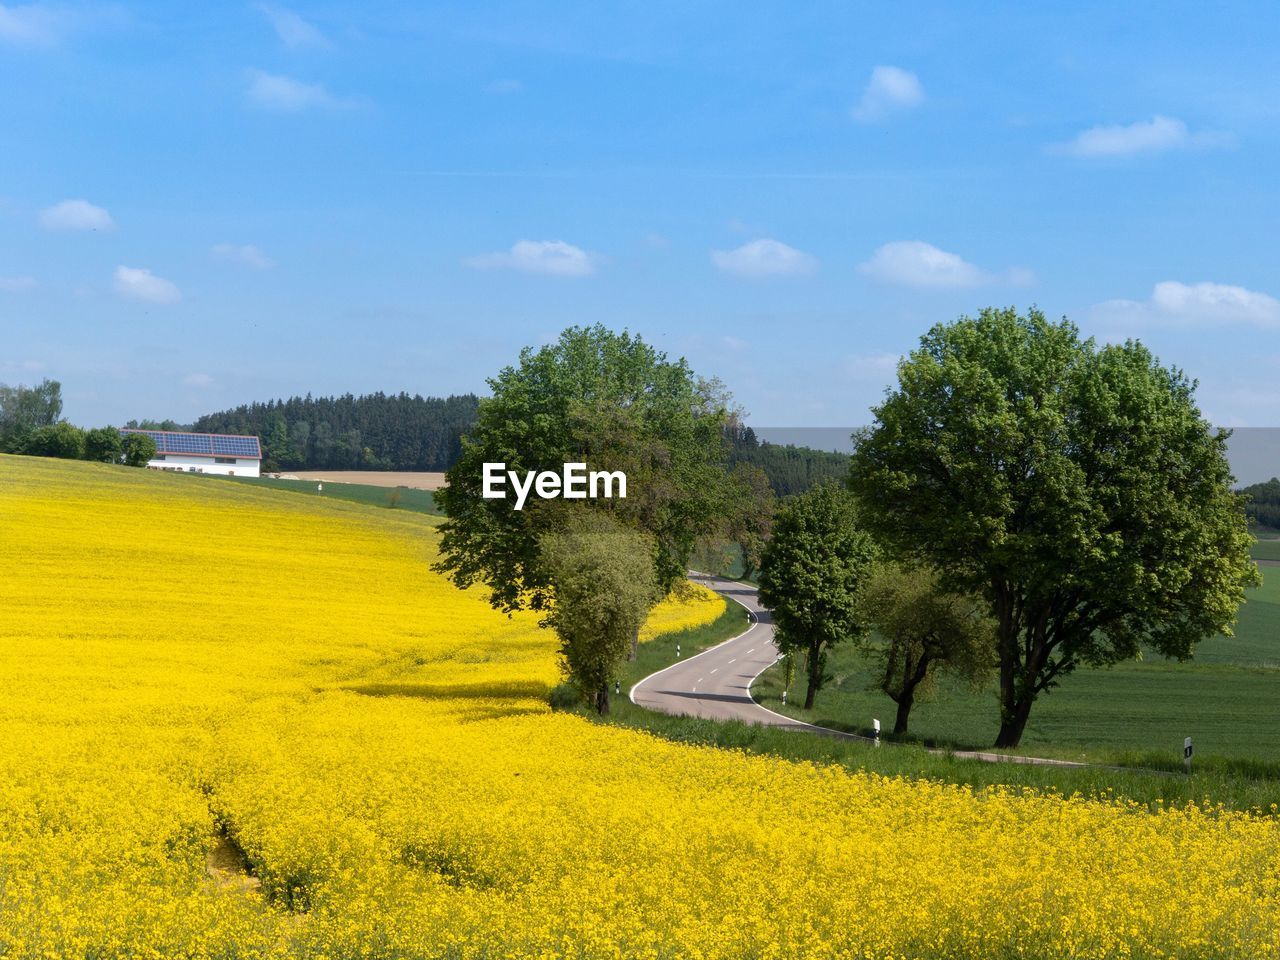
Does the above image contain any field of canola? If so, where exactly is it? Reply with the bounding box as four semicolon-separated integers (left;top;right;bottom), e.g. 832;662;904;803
2;454;1279;960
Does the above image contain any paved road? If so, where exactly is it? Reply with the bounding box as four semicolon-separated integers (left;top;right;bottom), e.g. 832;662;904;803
632;574;1095;769
630;574;862;738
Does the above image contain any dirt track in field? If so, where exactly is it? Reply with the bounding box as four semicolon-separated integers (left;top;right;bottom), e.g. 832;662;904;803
291;471;447;490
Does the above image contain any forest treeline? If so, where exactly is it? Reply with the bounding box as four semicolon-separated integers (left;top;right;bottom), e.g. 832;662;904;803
191;390;849;491
193;393;480;472
723;424;850;496
1242;477;1280;532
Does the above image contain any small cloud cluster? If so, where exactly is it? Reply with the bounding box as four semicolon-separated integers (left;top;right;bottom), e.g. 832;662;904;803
39;199;114;232
1093;281;1280;328
851;65;923;123
212;243;274;269
1052;115;1228;158
463;240;598;277
711;239;818;278
0;3;64;46
113;266;181;304
858;240;1031;288
245;69;354;111
256;3;328;49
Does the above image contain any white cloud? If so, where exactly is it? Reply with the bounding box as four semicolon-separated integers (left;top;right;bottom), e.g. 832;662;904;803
183;372;214;387
1052;115;1229;158
211;243;274;269
844;351;898;377
711;238;818;278
245;70;354;111
462;240;598;277
859;240;1030;288
0;3;61;45
0;275;36;291
1092;281;1280;328
114;266;181;304
39;199;114;232
851;65;924;122
256;3;327;49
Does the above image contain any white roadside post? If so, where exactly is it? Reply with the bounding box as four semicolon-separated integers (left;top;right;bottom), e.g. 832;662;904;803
873;718;881;747
1184;737;1193;775
676;642;681;660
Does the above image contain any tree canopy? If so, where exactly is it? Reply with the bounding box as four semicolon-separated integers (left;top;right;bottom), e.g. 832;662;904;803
541;513;659;715
758;482;879;710
849;306;1260;747
435;325;730;614
861;563;993;735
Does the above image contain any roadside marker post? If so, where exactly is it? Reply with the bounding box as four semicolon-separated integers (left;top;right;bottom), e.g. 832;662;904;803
676;643;681;659
615;680;620;695
1184;737;1193;774
873;718;881;747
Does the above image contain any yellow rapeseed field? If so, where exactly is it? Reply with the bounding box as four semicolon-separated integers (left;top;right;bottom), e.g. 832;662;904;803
1;455;1278;959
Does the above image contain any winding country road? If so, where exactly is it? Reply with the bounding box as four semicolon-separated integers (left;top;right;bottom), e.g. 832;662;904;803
632;574;1096;769
630;573;862;738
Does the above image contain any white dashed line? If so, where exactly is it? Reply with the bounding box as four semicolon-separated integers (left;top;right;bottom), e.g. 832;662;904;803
709;668;718;675
727;658;736;664
747;648;755;654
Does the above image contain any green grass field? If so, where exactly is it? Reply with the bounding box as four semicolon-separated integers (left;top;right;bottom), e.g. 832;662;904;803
598;594;1280;814
216;475;441;515
753;566;1280;772
1254;539;1280;562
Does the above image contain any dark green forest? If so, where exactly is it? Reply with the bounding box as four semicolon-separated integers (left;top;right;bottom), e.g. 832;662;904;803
723;424;850;496
1243;478;1280;533
193;392;479;471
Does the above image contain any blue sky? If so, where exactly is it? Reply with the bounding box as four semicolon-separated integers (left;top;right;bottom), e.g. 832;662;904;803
3;1;1280;429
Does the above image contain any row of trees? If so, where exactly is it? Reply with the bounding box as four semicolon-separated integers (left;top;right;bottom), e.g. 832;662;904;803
759;308;1259;746
0;380;156;466
436;312;1260;747
193;392;480;472
1242;478;1280;532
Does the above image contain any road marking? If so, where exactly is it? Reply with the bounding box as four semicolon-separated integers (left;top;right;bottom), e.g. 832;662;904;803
727;658;736;664
747;648;755;654
709;668;718;675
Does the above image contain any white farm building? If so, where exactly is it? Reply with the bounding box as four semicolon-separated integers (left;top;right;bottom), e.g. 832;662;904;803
120;429;263;477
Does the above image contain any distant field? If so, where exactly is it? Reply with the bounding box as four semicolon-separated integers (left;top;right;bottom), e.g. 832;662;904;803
1254;539;1280;562
756;565;1280;766
222;475;440;514
290;470;447;490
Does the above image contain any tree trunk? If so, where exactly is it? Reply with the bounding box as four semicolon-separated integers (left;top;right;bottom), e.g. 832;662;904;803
994;695;1032;747
893;693;913;735
994;586;1024;747
595;685;611;716
803;642;823;710
628;624;639;661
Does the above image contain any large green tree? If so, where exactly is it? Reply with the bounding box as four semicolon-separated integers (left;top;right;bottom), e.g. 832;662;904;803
435;325;729;616
849;307;1260;747
758;482;879;710
541;513;659;715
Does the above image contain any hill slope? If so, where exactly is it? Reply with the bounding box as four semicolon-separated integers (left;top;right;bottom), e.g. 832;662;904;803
2;455;1278;958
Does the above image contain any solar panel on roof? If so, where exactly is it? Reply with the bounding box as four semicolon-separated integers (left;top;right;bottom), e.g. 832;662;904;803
119;429;261;459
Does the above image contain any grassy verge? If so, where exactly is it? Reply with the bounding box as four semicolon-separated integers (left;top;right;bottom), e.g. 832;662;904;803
213;474;441;515
580;582;1280;815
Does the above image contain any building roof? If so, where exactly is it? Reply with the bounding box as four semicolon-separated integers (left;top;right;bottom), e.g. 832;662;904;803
119;429;262;460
